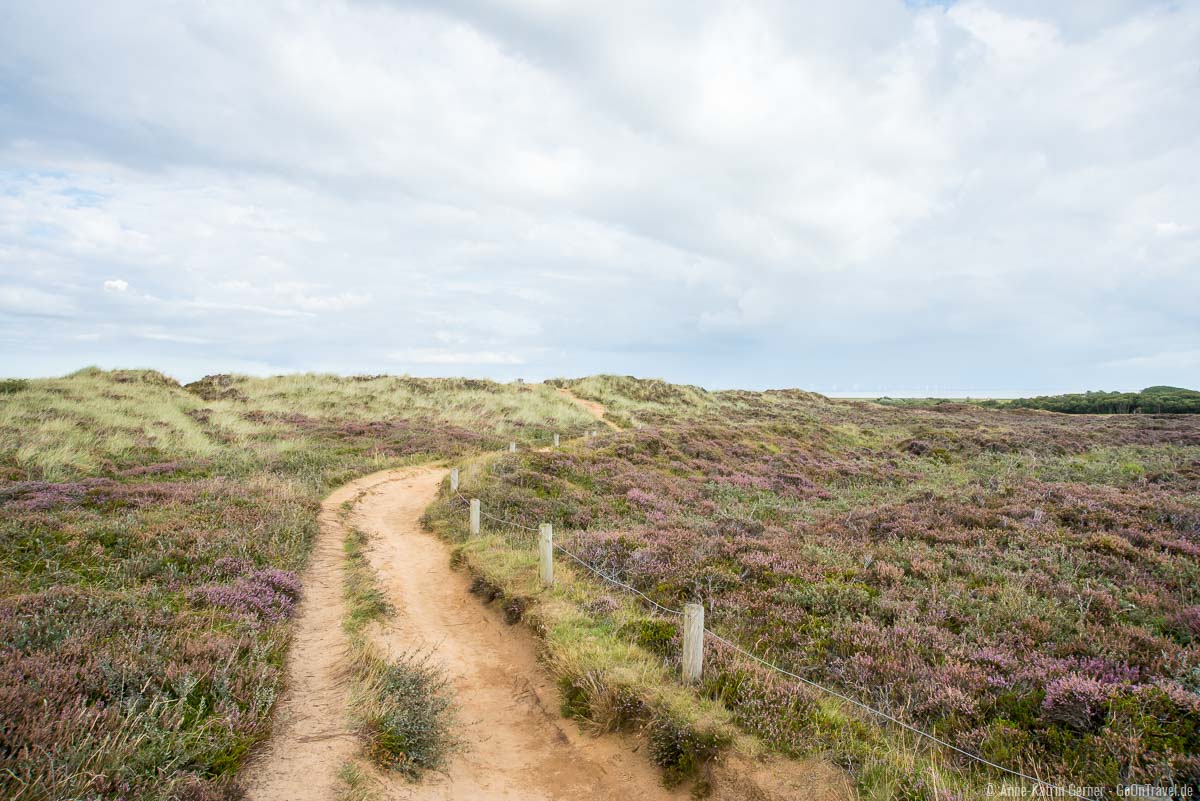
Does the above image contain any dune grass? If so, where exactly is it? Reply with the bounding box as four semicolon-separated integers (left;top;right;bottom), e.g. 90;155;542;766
4;369;1198;800
0;369;584;801
422;379;1200;798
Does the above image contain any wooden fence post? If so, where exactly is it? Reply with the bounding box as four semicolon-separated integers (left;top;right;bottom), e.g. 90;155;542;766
682;603;704;683
553;433;560;448
469;498;480;536
509;441;517;452
539;523;554;586
450;467;459;493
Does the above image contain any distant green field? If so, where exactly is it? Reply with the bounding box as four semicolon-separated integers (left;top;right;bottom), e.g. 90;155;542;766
871;386;1200;414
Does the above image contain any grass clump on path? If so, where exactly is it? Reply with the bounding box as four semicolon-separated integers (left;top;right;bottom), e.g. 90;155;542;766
341;520;459;780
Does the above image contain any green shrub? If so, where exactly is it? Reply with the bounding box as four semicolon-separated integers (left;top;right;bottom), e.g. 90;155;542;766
647;717;727;788
558;675;592;720
361;650;459;779
979;718;1032;765
621;618;678;656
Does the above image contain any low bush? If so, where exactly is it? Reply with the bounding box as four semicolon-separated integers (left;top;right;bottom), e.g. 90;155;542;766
358;650;458;778
647;716;727;788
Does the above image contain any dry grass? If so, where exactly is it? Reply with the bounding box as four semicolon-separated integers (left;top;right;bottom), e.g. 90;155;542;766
0;368;587;800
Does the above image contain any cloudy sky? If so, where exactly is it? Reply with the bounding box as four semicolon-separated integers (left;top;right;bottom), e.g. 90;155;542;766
1;1;1197;394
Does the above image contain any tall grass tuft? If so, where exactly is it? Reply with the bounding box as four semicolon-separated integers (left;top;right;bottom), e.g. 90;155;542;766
341;522;460;779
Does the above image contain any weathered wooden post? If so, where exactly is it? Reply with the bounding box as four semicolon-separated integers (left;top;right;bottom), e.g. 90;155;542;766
553;433;560;448
509;441;517;453
682;603;704;683
450;467;459;493
539;523;554;586
469;498;480;536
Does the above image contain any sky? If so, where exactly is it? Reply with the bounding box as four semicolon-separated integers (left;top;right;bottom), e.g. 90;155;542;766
1;1;1198;395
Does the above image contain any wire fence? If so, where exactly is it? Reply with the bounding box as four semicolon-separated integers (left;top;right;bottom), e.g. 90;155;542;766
447;438;1090;800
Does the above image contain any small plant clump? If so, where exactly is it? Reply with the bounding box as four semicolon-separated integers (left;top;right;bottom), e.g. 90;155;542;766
358;650;458;779
647;717;727;789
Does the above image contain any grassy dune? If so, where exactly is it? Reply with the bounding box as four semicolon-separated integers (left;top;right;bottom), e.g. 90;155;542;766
429;376;1200;797
2;370;1198;800
0;369;588;801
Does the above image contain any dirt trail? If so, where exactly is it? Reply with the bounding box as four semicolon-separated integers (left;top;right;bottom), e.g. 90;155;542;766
556;387;620;430
248;466;851;801
354;468;687;800
244;476;369;801
246;468;687;801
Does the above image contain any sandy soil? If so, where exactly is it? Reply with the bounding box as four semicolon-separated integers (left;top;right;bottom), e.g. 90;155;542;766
243;476;371;801
245;468;688;801
352;468;690;800
246;465;853;800
556;387;621;430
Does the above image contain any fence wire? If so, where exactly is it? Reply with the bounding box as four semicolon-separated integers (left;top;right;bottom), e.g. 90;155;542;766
551;540;685;618
446;452;1090;800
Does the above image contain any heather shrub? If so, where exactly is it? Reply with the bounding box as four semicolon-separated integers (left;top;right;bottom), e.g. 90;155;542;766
454;381;1200;791
622;618;678;657
1165;606;1200;644
582;594;621;617
647;716;727;788
1041;675;1111;731
193;568;303;624
0;368;592;799
358;650;458;779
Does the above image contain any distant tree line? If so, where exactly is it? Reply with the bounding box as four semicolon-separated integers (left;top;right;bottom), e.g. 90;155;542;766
987;386;1200;414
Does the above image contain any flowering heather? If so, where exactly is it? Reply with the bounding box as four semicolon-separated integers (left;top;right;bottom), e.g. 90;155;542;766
465;385;1200;789
193;568;303;624
1042;675;1111;731
1;369;592;801
0;477;212;512
241;412;501;458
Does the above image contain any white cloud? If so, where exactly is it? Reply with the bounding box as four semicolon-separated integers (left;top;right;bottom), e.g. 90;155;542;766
182;300;316;319
0;285;77;316
389;348;525;365
1101;349;1200;372
0;1;1197;389
138;331;211;345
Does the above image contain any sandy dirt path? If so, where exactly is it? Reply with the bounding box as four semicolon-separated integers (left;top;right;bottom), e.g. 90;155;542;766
246;467;687;801
352;467;688;801
556;387;620;430
244;475;371;801
247;466;851;801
